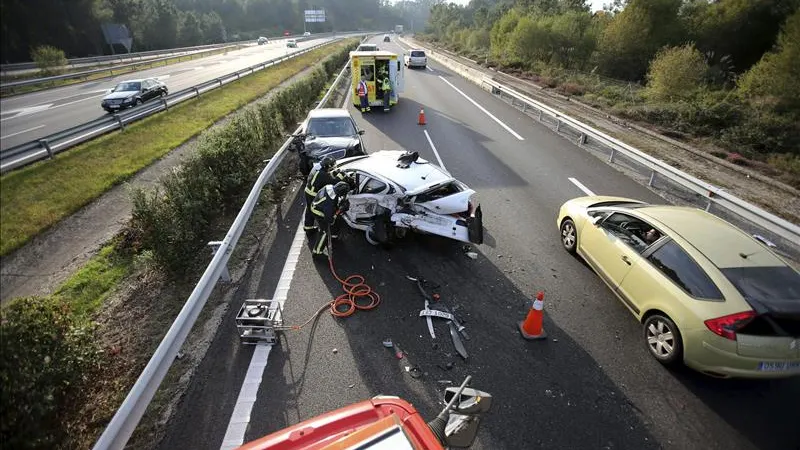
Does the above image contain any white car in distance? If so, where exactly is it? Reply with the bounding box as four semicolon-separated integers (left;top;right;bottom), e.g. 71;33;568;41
404;49;427;69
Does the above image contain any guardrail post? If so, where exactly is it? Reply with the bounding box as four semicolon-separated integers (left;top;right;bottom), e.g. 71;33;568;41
578;133;587;146
522;103;528;112
161;98;169;110
39;139;54;159
608;148;616;163
538;110;543;121
193;87;200;97
648;170;657;187
207;241;232;283
113;114;125;130
555;119;561;132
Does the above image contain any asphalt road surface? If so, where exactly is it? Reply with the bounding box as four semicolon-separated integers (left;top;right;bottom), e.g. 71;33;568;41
158;36;800;450
0;37;337;150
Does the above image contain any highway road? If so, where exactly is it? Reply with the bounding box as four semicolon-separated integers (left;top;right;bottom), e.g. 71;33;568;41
0;37;337;151
157;36;800;450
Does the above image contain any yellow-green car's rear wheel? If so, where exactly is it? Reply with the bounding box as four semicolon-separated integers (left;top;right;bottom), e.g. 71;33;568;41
643;314;683;366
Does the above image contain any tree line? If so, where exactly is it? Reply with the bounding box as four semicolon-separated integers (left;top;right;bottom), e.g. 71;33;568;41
0;0;436;63
424;0;800;182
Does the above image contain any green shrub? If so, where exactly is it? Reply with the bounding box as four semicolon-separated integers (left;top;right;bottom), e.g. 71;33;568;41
30;45;67;76
644;44;709;101
0;296;99;449
130;43;354;274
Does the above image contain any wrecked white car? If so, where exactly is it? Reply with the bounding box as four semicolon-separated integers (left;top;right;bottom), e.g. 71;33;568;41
335;150;483;245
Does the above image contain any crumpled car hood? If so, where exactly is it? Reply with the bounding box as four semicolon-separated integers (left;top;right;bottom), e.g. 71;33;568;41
304;136;359;159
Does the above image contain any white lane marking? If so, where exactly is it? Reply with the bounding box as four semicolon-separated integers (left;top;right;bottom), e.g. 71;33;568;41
568;177;596;196
0;124;45;139
220;222;306;450
0;104;52;121
1;94;105;122
423;129;447;172
438;76;524;141
426;66;434;72
155;74;171;80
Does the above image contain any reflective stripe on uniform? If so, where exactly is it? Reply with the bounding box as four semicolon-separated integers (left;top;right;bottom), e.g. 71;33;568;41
305;170;320;196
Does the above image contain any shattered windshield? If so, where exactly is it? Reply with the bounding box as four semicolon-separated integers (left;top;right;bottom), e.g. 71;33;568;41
307;117;356;137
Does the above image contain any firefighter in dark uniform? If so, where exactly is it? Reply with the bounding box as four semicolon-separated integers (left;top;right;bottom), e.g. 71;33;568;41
310;181;351;258
304;156;347;235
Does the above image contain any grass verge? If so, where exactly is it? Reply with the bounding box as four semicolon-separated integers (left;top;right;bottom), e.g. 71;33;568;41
0;45;248;97
0;40;353;256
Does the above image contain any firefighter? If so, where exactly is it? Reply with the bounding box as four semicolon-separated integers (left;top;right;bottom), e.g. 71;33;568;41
357;77;370;112
310;181;351;258
303;156;347;234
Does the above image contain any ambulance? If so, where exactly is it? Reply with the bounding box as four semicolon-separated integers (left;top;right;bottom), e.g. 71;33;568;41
350;50;405;111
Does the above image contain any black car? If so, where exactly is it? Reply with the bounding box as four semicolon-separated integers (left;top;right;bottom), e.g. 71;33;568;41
101;78;168;113
383;35;391;42
289;108;366;176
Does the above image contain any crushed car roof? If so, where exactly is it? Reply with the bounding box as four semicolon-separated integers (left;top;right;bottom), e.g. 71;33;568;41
339;150;453;193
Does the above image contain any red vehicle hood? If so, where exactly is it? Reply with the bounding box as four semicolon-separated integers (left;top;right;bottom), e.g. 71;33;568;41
238;396;444;450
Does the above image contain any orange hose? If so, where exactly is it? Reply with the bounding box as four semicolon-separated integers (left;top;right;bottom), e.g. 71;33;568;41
328;255;380;318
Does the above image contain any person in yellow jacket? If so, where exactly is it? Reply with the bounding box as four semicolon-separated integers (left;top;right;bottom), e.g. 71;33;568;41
380;75;392;112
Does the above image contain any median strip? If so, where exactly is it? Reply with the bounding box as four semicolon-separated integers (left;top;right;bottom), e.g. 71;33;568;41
0;39;356;256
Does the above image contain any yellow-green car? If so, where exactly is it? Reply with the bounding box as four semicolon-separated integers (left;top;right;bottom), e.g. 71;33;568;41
557;196;800;378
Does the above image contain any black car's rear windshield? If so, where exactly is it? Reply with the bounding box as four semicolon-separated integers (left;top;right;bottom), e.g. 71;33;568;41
307;117;356;137
115;82;140;92
411;51;426;57
721;266;800;306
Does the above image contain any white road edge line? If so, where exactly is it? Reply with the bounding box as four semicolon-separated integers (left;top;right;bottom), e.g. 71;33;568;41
423;129;447;172
0;124;45;139
220;222;306;450
568;177;596;196
438;76;524;141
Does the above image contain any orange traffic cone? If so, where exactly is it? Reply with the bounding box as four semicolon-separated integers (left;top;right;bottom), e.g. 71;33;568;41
418;109;426;125
519;291;547;340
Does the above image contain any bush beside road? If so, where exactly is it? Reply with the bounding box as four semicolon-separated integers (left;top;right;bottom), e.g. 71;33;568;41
422;2;800;188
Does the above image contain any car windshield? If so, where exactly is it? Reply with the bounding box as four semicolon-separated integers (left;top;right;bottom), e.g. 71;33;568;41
114;82;140;92
307;117;356;137
721;266;800;306
411;51;425;57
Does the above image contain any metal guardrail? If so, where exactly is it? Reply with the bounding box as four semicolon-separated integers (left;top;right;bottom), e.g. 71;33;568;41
1;42;239;74
0;31;345;75
90;49;354;450
0;37;348;174
0;33;330;91
480;78;800;247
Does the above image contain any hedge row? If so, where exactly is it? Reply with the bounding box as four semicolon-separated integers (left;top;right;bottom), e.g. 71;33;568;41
0;297;99;449
130;41;356;274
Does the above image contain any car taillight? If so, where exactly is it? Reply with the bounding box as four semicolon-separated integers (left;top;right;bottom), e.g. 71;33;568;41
704;311;756;340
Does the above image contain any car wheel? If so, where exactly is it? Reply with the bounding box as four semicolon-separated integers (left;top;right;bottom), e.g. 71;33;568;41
134;98;143;107
560;218;577;253
643;314;683;366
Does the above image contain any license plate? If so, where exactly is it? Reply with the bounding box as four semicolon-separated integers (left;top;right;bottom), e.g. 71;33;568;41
758;361;800;372
109;105;119;109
